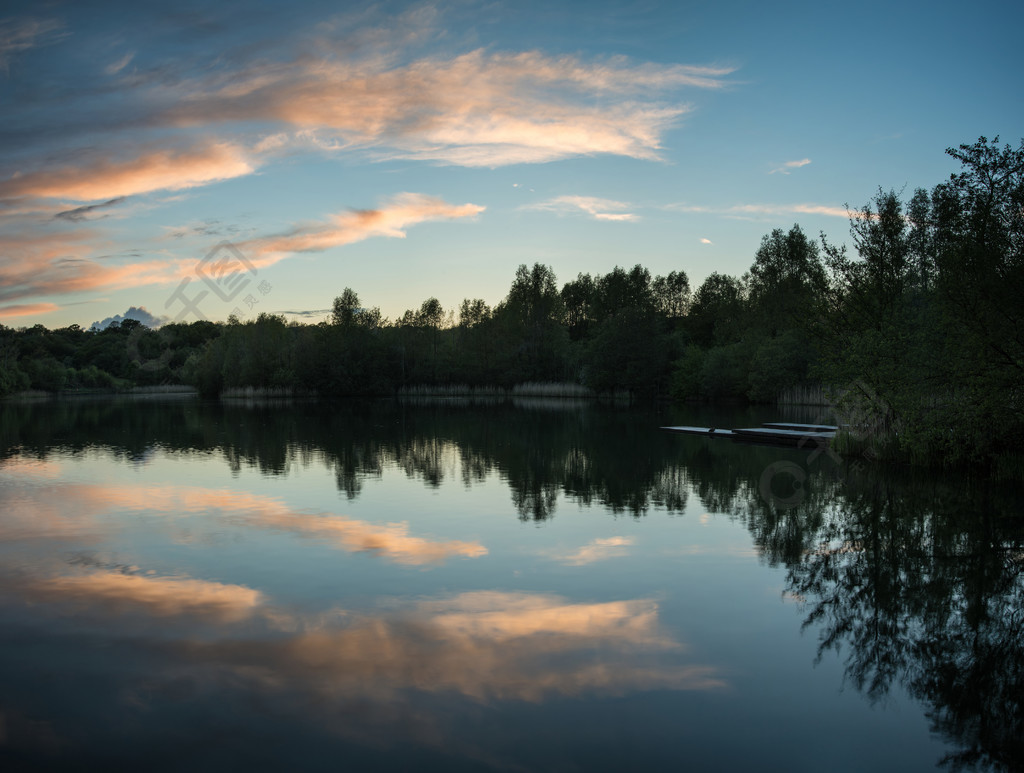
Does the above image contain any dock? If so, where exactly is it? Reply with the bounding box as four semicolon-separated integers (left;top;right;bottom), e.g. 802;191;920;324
661;422;838;447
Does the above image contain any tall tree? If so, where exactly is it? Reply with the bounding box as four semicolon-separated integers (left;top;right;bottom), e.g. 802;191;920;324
652;270;691;320
748;225;825;335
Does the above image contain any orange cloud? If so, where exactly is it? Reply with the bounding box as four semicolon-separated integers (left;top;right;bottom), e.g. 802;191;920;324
241;193;484;264
0;301;59;318
162;50;735;166
0;479;487;566
169;487;488;565
0;229;187;304
194;591;723;704
0;141;254;202
25;571;265;622
0;192;478;306
422;591;666;646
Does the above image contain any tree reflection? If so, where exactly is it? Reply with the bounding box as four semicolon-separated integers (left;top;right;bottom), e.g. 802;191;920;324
0;398;693;519
3;398;1022;769
755;469;1024;772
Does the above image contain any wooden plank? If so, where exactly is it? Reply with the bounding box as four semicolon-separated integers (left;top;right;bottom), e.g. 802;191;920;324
732;427;835;445
660;426;736;437
761;422;839;432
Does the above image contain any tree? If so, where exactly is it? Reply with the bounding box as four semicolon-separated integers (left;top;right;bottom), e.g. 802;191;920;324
332;288;361;328
592;264;654;320
687;272;746;348
500;264;569;382
560;273;596;341
458;299;490;328
506;263;563;327
748;225;824;335
652;270;691;320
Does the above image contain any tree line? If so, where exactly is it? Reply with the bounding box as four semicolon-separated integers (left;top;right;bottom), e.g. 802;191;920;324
1;136;1021;471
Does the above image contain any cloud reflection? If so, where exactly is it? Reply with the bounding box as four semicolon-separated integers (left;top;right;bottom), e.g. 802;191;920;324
0;469;486;566
243;592;723;704
553;536;635;565
23;571;264;623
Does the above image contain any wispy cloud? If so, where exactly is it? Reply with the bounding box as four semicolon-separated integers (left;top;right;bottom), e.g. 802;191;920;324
0;141;255;203
0;228;185;305
153;49;735;167
0;301;59;319
0;192;480;307
700;237;712;244
554;536;635;565
668;201;851;220
525;195;638;221
0;17;65;76
0;477;489;566
104;50;135;76
25;571;265;622
54;197;127;222
241;193;485;264
769;158;811;175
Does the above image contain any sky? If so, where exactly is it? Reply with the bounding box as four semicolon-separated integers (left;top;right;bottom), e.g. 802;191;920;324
1;0;1021;329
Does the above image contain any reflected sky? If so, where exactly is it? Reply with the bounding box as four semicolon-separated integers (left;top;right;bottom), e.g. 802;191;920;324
1;399;1017;771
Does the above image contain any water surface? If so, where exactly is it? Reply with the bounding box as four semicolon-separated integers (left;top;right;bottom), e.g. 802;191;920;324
0;398;1020;771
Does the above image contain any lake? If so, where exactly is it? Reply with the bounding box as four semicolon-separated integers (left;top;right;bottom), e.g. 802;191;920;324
0;397;1020;772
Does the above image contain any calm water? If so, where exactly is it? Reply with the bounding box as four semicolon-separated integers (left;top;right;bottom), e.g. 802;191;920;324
0;397;1020;772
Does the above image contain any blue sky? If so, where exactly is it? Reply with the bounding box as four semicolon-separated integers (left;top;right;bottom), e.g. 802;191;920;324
1;0;1021;328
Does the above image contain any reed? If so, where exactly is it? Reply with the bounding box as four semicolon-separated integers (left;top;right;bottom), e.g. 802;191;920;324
127;385;197;394
511;382;593;398
396;382;594;399
220;386;313;399
776;384;829;406
397;384;507;398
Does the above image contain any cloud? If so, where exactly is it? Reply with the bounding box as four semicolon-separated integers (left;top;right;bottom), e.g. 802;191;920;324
104;51;135;76
668;201;852;220
277;309;332;320
156;49;735;167
0;229;186;305
54;197;127;222
90;305;168;330
162;219;246;240
0;141;255;202
184;591;724;704
0;475;489;566
0;192;481;310
0;17;65;76
0;301;59;319
554;536;635;565
23;571;265;623
525;195;638;222
166;488;488;565
770;158;811;175
241;193;485;264
700;238;713;244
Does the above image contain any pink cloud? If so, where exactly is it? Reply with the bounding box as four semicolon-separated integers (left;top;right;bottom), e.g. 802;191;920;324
160;50;734;166
0;141;254;203
241;193;485;264
0;301;59;319
0;193;481;306
0;228;188;304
